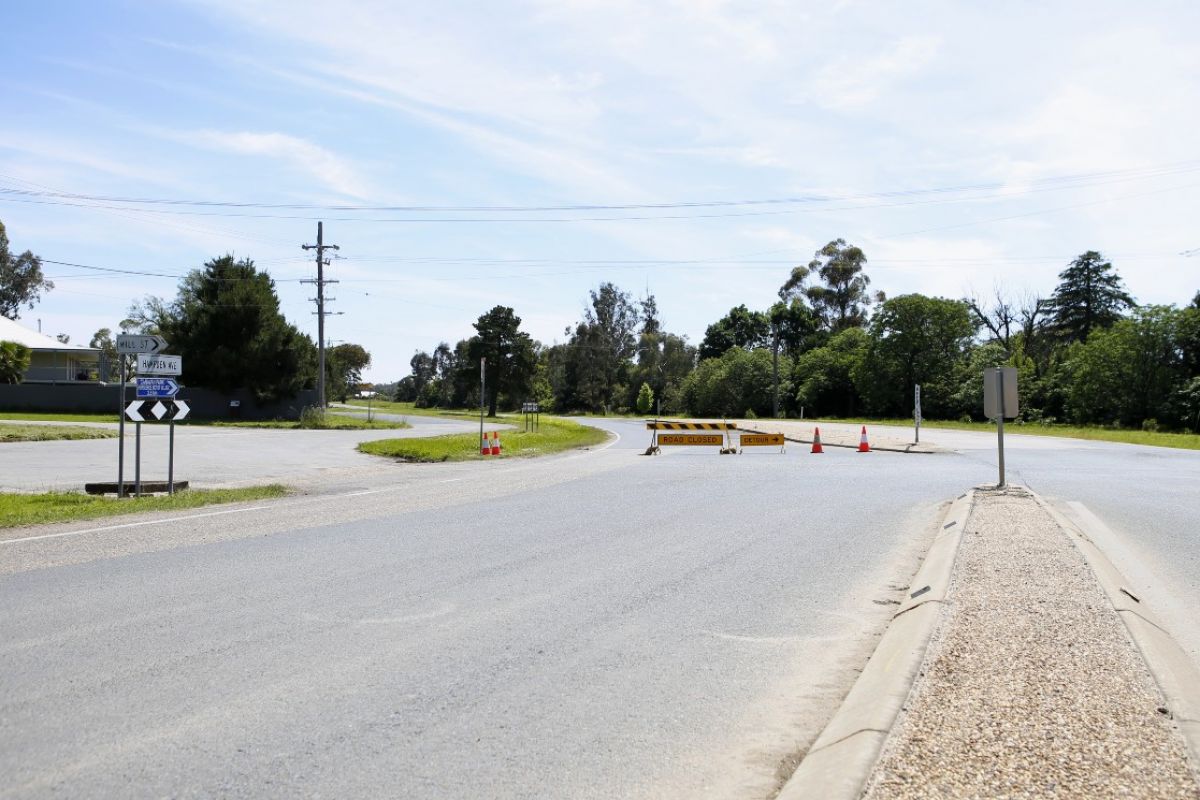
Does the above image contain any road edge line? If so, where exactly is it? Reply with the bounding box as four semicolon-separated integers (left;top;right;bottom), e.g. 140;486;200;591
775;490;975;800
1029;491;1200;779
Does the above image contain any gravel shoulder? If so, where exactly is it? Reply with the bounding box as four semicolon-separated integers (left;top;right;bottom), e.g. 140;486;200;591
862;487;1200;799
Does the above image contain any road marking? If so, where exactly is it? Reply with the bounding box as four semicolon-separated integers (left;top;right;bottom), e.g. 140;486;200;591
440;478;465;483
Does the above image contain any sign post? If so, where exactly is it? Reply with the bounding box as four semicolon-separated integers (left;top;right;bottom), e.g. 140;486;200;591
115;334;169;498
914;384;922;444
984;367;1019;487
479;357;486;455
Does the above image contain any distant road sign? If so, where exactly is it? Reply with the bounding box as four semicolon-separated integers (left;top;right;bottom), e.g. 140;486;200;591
522;402;540;413
136;377;179;398
740;433;785;447
658;433;724;446
647;421;737;431
138;354;182;376
125;399;190;422
116;334;168;355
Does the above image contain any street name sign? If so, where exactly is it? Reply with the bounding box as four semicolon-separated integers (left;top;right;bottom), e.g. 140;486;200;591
136;377;180;398
983;367;1019;419
658;433;724;446
116;334;168;355
740;433;785;447
138;354;183;376
125;399;190;422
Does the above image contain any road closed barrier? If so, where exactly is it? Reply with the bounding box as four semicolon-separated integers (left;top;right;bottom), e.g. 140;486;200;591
645;420;737;454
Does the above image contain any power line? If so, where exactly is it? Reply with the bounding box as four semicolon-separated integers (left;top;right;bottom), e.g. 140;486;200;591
4;162;1199;223
2;161;1196;211
301;222;340;408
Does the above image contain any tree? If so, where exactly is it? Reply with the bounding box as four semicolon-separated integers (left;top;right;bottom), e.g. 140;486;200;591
698;304;770;359
856;295;976;416
0;340;31;383
1049;251;1135;343
0;221;53;320
467;305;536;417
793;327;868;417
327;343;371;402
636;382;654;414
681;347;788;418
140;254;317;402
1066;306;1187;427
559;283;641;412
803;239;875;332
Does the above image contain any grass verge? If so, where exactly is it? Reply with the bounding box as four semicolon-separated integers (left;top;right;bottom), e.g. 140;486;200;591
211;414;410;430
807;417;1200;451
358;416;609;462
0;411;408;430
0;424;118;443
0;485;290;529
0;411;114;423
342;400;477;421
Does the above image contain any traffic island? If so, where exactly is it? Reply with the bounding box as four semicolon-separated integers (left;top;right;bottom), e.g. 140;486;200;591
781;487;1200;799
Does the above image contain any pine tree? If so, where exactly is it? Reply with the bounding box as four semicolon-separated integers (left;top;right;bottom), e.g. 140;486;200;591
1049;251;1135;343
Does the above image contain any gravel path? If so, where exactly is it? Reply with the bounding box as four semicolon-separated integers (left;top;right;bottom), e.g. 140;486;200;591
863;487;1200;799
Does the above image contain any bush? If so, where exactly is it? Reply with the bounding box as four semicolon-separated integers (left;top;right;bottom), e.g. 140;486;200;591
299;406;326;428
1142;418;1159;432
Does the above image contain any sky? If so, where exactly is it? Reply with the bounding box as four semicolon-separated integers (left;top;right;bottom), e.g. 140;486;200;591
2;0;1198;382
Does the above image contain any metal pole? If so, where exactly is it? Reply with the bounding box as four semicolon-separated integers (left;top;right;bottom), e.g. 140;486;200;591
479;357;486;452
117;357;126;497
772;326;780;419
914;384;921;444
135;421;142;498
996;369;1006;488
168;420;175;495
316;221;326;410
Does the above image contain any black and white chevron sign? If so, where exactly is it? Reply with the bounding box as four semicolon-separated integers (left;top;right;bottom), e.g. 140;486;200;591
124;399;191;422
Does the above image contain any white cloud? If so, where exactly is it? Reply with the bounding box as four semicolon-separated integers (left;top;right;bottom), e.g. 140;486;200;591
166;129;372;199
805;35;942;111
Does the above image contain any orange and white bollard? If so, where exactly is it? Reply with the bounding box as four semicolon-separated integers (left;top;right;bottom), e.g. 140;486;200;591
858;425;871;453
490;430;501;456
811;427;824;454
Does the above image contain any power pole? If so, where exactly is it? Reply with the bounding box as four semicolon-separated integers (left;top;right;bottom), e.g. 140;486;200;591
301;221;339;409
772;323;780;419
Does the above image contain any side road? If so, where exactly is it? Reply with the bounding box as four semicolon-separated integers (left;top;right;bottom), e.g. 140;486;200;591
783;487;1200;799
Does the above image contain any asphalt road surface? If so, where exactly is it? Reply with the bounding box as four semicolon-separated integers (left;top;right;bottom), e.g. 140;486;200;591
2;418;1198;798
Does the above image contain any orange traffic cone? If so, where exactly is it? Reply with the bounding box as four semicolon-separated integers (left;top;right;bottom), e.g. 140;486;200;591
481;432;490;456
811;427;824;454
490;430;501;456
858;425;871;453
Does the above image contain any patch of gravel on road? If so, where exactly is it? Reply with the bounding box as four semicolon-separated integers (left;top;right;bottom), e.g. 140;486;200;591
863;487;1200;799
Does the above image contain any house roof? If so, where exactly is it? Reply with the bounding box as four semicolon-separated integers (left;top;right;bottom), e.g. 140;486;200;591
0;315;101;352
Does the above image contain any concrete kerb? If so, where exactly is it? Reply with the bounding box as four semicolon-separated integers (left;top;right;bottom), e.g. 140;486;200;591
739;423;944;455
1030;490;1200;780
776;490;975;800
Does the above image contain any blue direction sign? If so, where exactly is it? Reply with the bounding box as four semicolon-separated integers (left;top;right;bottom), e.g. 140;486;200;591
136;377;180;399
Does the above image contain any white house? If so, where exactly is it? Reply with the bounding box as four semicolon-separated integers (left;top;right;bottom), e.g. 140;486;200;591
0;316;103;383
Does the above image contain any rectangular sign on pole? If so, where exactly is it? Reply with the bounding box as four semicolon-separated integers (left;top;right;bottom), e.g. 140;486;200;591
983;367;1019;419
136;377;180;398
125;399;190;422
116;334;168;355
137;354;183;376
658;433;724;446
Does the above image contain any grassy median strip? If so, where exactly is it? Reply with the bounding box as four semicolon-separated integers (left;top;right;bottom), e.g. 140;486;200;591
0;411;115;423
0;485;290;528
0;424;117;443
358;417;609;462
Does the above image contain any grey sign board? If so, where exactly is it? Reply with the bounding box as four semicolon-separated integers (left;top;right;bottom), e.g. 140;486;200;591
116;334;168;355
138;353;183;376
983;367;1019;419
